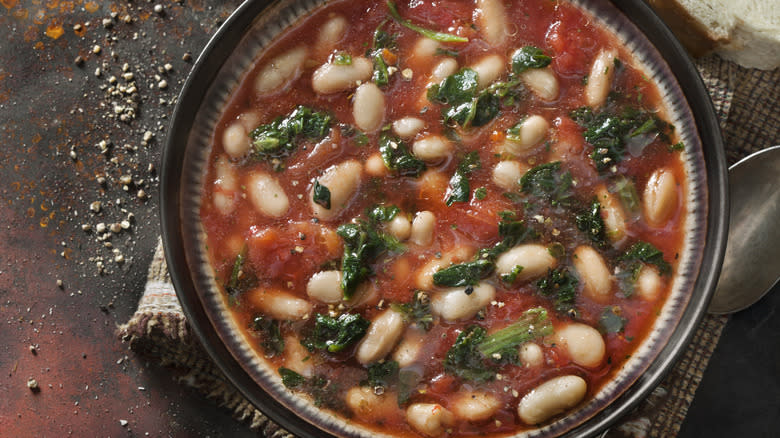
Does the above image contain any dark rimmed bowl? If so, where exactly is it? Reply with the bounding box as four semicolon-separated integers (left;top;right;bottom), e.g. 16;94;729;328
161;0;728;436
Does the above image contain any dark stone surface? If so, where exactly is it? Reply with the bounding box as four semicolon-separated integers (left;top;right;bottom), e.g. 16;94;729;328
679;281;780;437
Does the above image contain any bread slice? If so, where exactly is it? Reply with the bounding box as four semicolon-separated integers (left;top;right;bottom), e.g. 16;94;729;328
647;0;780;70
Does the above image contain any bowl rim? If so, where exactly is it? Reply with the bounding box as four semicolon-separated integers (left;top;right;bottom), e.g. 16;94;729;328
160;0;728;436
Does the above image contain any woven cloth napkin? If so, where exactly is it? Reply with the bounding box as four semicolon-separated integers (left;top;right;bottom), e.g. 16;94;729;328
118;55;780;437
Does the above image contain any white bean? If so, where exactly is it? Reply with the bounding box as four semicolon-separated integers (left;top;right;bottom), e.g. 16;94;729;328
492;160;526;190
413;135;453;162
364;153;388;177
254;46;308;96
476;0;509;45
315;15;347;58
311;56;373;94
246;171;289;218
517;375;587;425
388;214;412;241
392;327;425;367
495;244;557;283
431;282;496;321
283;334;314;377
213;156;238;215
346;386;398;419
353;82;385;132
410;211;436;246
595;185;627;245
311;160;363;221
415;246;473;290
392;117;426;139
573;245;612;303
356;309;406;364
502;115;550;155
222;122;250;158
471;54;505;89
520;342;544;368
637;265;662;301
555;323;606;367
406;403;454;437
520;67;559;101
643;167;678;227
306;270;343;303
247;288;312;321
451;390;502;422
585;49;618;109
430;58;459;83
237;111;261;133
413;37;440;60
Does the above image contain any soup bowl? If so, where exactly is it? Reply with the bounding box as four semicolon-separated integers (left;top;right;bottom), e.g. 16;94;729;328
161;0;728;436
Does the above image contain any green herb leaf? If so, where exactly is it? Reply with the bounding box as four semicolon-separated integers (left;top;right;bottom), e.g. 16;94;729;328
386;0;468;43
249;106;331;164
435;47;459;57
391;290;434;331
612;176;641;216
477;307;553;363
537;267;579;314
599;306;627;333
520;161;574;207
474;187;487;200
251;315;285;356
433;259;494;287
363;360;399;388
333;52;352;65
478;219;538;262
445;151;481;206
443;325;494;382
511;46;552;74
379;134;427;177
338;220;404;298
367;204;401;223
500;265;524;284
279;367;307;388
428;68;502;128
278;368;337;408
313;179;331;209
302;313;370;353
576;199;607;247
619;241;671;275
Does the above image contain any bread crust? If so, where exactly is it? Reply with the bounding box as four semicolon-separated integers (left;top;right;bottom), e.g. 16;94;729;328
647;0;731;57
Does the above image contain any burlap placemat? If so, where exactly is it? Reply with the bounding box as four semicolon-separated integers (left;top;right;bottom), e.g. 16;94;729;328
118;54;779;437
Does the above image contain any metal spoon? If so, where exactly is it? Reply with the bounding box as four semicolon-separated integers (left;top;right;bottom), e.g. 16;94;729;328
708;145;780;314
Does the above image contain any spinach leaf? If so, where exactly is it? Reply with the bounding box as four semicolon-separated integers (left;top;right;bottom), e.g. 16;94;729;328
391;290;434;331
537;267;579;314
379;134;427;177
337;220;404;298
428;68;500;128
249;106;331;166
519;161;574;207
500;265;524;284
386;0;468;43
278;368;338;408
570;105;675;171
367;204;400;223
619;241;671;275
511;46;552;74
478;219;538;262
251;315;285;357
445;151;481;206
443;325;494;382
599;306;627;334
474;187;487;200
279;367;307;388
362;360;399;389
302;313;370;353
612;176;641;216
433;259;494;287
576;199;607;247
224;246;257;299
312;179;331;209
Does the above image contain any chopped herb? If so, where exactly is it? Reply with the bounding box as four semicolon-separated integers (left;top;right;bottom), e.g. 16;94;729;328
474;187;487;200
576;199;607;247
433;259;494;287
570;105;675;171
386;0;468;43
519;161;574;207
537;267;579;314
500;265;524;284
511;46;552;74
251;315;285;356
250;106;332;164
312;179;331;209
445;151;481;206
619;241;671;275
505;117;528;142
278;368;337;408
435;47;459;57
668;141;685;151
372;51;390;86
225;246;256;298
362;360;399;389
391;290;434;331
367;204;401;222
444;308;553;381
338;220;404;298
599;306;627;333
302;313;370;353
333;52;352;65
340;123;369;146
379;134;427;177
279;367;307;388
